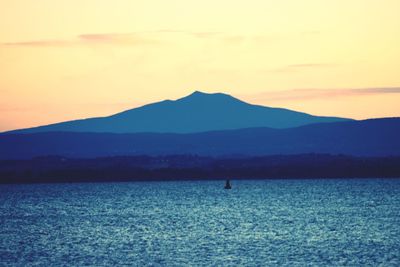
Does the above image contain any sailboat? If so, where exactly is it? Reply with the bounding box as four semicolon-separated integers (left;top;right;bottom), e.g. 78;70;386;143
224;179;232;189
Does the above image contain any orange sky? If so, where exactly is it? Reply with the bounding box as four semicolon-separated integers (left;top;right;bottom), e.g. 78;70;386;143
1;0;400;131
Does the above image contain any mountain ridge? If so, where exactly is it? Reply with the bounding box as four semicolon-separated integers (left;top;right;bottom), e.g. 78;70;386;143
5;91;350;134
1;117;398;159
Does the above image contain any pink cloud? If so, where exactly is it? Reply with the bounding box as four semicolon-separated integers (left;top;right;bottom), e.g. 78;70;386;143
3;39;74;47
2;33;159;47
241;87;400;102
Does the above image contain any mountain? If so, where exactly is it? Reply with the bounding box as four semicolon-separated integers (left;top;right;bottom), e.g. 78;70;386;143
6;91;349;134
1;118;399;159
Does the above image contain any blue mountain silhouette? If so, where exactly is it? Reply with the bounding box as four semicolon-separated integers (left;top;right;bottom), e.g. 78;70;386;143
7;91;349;134
1;118;399;159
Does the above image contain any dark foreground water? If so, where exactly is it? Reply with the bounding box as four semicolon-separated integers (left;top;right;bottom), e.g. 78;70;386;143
0;179;399;266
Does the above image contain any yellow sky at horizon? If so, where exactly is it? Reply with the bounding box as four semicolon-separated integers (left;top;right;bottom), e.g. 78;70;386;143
1;0;400;131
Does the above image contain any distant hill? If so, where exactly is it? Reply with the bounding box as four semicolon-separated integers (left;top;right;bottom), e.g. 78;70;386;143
1;118;399;159
6;91;349;134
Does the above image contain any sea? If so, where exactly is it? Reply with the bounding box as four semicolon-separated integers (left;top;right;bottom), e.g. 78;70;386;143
0;179;399;266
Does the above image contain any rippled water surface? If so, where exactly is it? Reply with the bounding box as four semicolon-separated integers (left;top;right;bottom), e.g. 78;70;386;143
1;179;400;266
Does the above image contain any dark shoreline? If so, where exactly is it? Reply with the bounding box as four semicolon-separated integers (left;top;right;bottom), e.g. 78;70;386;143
1;154;400;184
1;177;400;186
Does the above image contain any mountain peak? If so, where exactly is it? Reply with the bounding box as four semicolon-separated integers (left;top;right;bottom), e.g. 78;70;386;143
191;90;207;96
179;90;238;103
186;90;219;98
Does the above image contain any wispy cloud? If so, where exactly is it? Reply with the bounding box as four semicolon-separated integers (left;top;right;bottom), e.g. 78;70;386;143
154;29;223;37
242;87;400;102
286;63;332;68
2;33;159;47
0;101;142;113
1;31;224;48
3;39;74;47
270;63;335;73
2;30;317;48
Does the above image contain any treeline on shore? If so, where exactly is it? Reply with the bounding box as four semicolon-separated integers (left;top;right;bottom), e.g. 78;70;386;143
0;154;399;184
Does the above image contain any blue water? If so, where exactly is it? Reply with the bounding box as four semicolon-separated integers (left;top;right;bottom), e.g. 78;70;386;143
0;179;399;266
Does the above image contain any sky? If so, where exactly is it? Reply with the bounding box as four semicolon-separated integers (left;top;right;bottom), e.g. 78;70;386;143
0;0;399;131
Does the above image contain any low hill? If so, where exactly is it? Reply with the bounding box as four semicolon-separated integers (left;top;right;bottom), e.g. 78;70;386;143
0;118;398;159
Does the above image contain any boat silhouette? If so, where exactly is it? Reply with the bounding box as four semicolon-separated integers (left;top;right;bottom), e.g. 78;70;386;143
224;179;232;189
